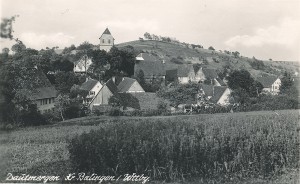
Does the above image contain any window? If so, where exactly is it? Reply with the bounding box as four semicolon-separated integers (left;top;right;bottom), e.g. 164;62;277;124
45;99;48;104
108;39;111;44
49;98;51;104
102;39;105;43
90;91;95;95
40;100;42;106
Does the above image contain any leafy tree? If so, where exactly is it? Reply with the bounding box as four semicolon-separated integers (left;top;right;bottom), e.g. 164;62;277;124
144;32;152;40
227;69;263;103
0;15;18;39
54;71;79;94
208;46;215;51
54;94;70;121
280;72;293;94
108;93;140;110
157;83;199;106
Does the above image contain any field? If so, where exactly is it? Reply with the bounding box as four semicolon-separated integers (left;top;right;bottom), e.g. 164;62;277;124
0;110;299;183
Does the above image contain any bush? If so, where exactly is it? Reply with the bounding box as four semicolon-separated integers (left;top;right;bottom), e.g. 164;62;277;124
68;114;299;181
108;108;123;116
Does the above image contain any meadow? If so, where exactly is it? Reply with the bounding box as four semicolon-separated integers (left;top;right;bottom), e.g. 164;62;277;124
0;110;299;183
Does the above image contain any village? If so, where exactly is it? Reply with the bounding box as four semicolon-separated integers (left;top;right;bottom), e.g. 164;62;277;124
0;1;299;183
17;28;292;119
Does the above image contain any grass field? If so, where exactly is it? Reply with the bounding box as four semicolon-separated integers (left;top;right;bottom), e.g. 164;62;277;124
0;110;299;183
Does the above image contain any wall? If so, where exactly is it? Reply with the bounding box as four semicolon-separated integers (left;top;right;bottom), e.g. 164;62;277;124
36;97;56;114
89;85;113;110
217;88;231;106
100;34;114;52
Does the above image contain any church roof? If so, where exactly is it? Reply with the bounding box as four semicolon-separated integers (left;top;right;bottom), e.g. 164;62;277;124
102;28;111;35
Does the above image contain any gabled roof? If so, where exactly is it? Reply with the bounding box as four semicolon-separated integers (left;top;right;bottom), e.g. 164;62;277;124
99;28;114;39
80;79;99;91
135;60;166;77
202;68;218;79
102;28;111;35
215;78;226;86
200;84;214;96
256;76;279;88
105;79;118;94
209;86;227;103
117;77;137;93
166;69;178;81
30;86;57;100
177;64;195;77
136;53;159;61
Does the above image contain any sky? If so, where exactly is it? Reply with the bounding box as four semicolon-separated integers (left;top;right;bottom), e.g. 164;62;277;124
0;0;299;61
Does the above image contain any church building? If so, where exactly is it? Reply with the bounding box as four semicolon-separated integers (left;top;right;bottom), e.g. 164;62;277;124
99;28;114;52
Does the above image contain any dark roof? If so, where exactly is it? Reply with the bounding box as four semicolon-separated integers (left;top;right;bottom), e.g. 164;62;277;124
216;78;226;86
136;53;159;61
166;69;178;81
200;84;214;96
203;68;218;79
209;86;227;103
177;64;194;77
256;76;278;88
105;79;118;94
131;92;165;110
30;86;57;100
80;79;99;91
117;77;137;93
134;60;166;77
102;28;111;35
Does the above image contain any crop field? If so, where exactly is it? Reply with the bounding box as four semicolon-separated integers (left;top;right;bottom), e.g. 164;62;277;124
0;110;299;183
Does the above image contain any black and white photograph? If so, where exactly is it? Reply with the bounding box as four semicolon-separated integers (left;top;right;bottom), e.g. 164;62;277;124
0;0;299;183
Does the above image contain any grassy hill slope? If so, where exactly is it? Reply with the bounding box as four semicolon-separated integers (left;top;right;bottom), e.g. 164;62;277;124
116;40;299;78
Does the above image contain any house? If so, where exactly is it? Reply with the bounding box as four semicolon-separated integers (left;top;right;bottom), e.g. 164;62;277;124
80;78;102;105
198;84;231;106
31;87;57;114
194;67;225;86
88;79;118;111
21;68;58;114
99;28;114;52
117;77;145;93
73;55;93;73
256;76;281;95
134;53;166;82
177;64;196;84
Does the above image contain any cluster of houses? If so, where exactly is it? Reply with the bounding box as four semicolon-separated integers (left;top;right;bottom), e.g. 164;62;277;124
29;28;283;114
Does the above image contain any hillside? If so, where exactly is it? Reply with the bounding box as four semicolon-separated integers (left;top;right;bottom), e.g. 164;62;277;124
116;40;299;78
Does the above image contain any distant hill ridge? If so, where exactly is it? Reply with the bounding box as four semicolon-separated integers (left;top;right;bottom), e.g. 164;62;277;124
116;40;299;78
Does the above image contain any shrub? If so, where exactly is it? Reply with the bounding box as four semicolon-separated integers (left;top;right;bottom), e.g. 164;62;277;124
108;108;123;116
68;113;299;181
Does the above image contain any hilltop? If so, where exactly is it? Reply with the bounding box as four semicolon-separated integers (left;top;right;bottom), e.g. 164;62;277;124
116;40;299;78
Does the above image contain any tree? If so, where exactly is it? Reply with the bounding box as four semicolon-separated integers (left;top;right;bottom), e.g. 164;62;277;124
54;71;79;94
55;94;70;121
280;72;293;95
208;46;215;51
227;69;263;103
0;15;19;40
144;32;152;40
108;93;140;110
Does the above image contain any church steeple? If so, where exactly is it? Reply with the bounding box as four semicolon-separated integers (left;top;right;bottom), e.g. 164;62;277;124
99;28;114;52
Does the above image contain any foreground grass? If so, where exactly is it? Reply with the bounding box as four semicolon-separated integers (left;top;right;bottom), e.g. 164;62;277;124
0;110;299;183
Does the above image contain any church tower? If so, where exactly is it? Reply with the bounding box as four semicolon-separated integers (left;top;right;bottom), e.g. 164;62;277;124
99;28;114;52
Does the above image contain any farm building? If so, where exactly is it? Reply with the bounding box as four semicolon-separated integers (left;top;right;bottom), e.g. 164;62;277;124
88;79;118;111
80;78;102;105
117;77;145;93
198;84;231;106
20;68;58;114
134;53;166;82
177;64;196;84
256;76;281;95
